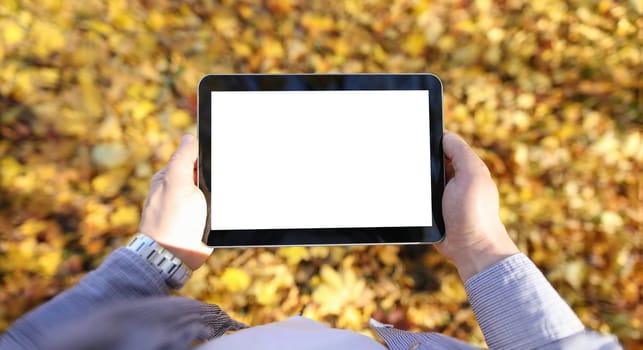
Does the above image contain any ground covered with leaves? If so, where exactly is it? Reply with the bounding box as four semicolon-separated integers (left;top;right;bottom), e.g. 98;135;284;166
0;0;641;347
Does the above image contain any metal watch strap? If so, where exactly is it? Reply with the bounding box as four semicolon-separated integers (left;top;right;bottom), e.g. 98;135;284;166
126;234;192;289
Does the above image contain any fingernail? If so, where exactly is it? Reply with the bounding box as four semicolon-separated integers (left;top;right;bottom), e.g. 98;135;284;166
181;134;195;144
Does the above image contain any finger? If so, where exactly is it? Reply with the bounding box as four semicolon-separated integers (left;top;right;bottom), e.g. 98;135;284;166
143;166;168;207
442;132;489;177
151;166;168;184
167;134;199;183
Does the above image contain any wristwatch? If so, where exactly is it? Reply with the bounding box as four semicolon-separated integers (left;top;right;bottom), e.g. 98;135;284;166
126;233;192;289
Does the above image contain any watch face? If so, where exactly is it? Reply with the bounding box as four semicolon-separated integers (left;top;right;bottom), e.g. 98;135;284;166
198;74;445;247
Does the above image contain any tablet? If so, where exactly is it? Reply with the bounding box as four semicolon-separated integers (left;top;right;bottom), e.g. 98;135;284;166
198;74;445;247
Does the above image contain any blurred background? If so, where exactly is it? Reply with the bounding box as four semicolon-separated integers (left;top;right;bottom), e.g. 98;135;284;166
0;0;640;347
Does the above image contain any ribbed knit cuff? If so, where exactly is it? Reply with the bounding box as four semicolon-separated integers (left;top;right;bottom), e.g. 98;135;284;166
78;247;170;298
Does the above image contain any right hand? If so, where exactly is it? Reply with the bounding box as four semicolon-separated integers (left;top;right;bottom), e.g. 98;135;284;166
436;132;519;282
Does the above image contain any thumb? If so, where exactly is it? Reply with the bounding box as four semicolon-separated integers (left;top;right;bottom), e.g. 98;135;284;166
166;134;198;183
442;132;489;177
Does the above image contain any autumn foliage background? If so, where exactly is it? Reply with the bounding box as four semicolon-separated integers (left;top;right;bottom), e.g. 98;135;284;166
0;0;641;347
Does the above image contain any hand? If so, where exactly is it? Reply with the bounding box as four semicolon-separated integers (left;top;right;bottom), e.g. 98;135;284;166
138;134;213;270
436;132;519;281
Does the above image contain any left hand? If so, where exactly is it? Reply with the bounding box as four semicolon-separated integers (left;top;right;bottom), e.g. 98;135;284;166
139;134;213;270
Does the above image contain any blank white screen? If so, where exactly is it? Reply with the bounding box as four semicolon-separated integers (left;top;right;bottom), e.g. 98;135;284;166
210;90;432;230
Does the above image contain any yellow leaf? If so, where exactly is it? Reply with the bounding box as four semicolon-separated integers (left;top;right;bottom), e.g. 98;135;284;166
0;156;22;187
564;260;587;290
513;143;529;167
403;33;426;57
56;108;89;136
338;306;363;329
91;143;130;168
220;267;251;292
38;250;61;277
35;68;59;89
262;38;285;59
266;0;295;15
12;171;38;193
622;131;641;159
78;69;102;119
30;20;65;58
516;93;535;109
2;21;25;46
301;14;334;33
254;280;280;306
109;204;140;228
232;42;252;57
438;274;468;303
96;115;123;141
278;246;309;266
309;246;329;259
131;100;156;121
146;11;165;31
212;12;239;38
182;266;210;296
109;4;136;30
319;265;343;290
600;211;623;235
14;70;34;98
91;169;129;197
486;28;505;43
18;219;49;236
17;239;37;260
86;20;114;36
2;0;18;12
373;44;388;64
376;246;399;266
81;199;111;237
170;109;193;129
313;265;374;315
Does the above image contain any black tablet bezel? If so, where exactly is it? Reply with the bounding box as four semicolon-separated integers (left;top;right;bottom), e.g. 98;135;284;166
198;74;445;247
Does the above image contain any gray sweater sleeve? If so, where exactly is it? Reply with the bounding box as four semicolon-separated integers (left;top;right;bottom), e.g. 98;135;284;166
0;248;169;349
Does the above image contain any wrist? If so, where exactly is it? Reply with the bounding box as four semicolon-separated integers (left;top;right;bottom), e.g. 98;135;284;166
153;240;208;271
453;237;520;282
127;234;193;289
